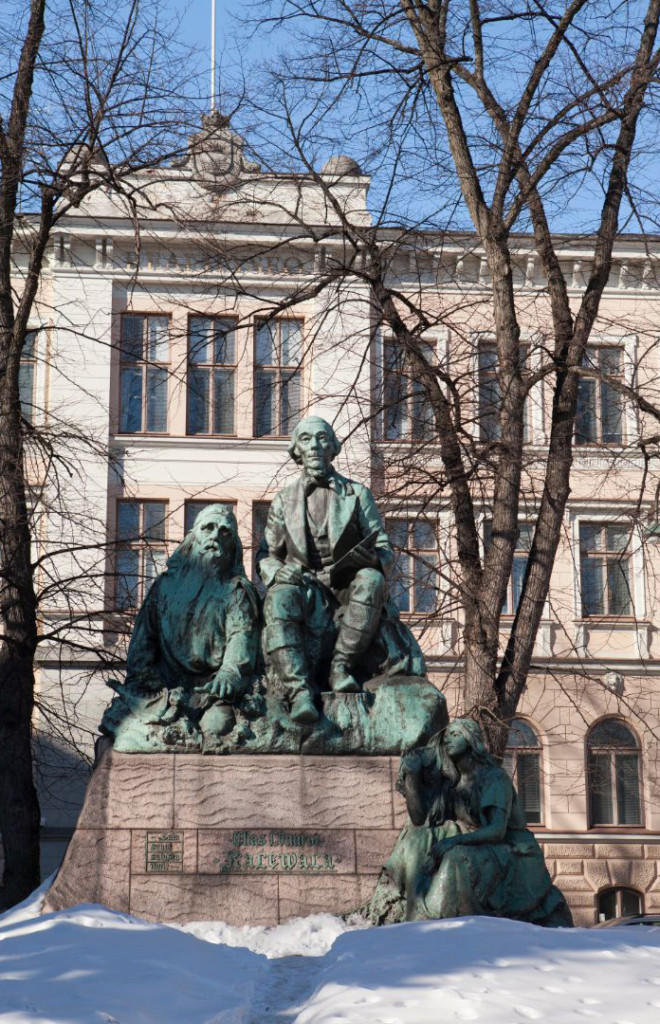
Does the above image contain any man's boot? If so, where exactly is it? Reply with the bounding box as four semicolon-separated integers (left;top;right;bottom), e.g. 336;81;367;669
268;642;319;725
330;600;381;694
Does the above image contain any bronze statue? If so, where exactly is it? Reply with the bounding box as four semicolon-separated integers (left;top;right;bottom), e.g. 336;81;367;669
258;415;425;725
102;504;260;747
360;718;573;927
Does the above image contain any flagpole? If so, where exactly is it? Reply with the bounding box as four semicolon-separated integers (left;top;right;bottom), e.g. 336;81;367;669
210;0;217;111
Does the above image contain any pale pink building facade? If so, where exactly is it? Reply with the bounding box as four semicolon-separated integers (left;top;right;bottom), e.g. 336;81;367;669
17;120;660;925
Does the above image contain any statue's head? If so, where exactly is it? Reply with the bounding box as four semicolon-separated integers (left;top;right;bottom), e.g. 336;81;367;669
442;718;488;761
287;416;341;479
168;504;245;579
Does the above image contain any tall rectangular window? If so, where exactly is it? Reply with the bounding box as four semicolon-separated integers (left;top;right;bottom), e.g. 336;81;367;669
119;314;169;434
478;342;529;442
579;523;632;617
381;337;435;441
386;518;439;614
255;319;303;437
187;316;236;435
19;330;38;424
115;499;168;609
484;521;533;615
576;346;624;445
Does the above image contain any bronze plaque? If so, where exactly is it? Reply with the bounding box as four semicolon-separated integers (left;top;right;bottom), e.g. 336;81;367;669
145;831;184;873
200;829;355;874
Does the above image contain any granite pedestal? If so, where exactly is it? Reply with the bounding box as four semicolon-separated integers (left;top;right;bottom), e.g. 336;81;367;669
44;750;407;925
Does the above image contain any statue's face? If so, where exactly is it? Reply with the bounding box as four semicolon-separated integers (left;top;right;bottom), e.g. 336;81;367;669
191;511;236;570
294;418;335;478
443;723;469;759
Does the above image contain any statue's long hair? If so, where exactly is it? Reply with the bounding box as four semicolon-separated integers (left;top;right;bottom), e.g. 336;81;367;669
166;504;246;579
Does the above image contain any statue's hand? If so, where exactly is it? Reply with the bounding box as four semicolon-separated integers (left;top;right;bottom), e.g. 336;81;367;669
433;836;458;862
195;672;236;702
274;564;304;586
342;544;380;572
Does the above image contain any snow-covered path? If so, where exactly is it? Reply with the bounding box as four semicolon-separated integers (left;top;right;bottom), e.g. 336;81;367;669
1;884;660;1023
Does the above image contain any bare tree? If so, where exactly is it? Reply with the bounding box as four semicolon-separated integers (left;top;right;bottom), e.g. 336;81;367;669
230;0;660;752
0;0;197;907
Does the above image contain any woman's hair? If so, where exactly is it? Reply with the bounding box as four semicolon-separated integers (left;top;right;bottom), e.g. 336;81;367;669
437;717;498;786
167;504;246;578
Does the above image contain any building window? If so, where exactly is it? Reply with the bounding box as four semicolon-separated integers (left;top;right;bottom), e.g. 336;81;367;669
187;316;236;435
252;501;271;594
386;518;439;614
587;719;642;827
255;319;302;437
184;500;234;535
381;337;435;441
503;719;543;825
579;523;632;617
115;500;168;609
597;887;643;923
576;346;624;445
478;341;529;442
484;521;533;615
119;314;169;433
19;329;38;424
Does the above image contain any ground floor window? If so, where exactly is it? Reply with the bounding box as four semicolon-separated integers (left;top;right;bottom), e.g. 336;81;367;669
597;887;642;922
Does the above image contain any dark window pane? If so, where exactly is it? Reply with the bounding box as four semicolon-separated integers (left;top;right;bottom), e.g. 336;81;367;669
580;523;602;552
255;370;276;436
601;382;622;443
588;752;613;825
517;752;542;824
581;556;605;616
117;501;139;541
146;366;168;432
598;888;617;922
256;322;275;365
144;501;167;541
189;317;212;364
281;320;303;364
607;525;630;552
18;362;35;423
414;554;437;613
253;502;272;593
620;889;642;917
383;363;406;440
391;551;411;613
281;372;301;435
121;316;144;361
116;548;139;609
576;378;597;444
589;720;638;748
213;369;235;434
120;367;143;433
600;347;622;374
144;546;167;590
511;554;528;613
518;525;534;550
215;320;236;364
387;519;408;549
506;719;540;748
411;383;434;440
413;521;436;550
608;559;631;615
22;329;37;358
616;754;641;825
187;367;210;434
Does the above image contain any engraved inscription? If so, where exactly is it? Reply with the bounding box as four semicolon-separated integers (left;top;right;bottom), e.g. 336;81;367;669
214;830;340;873
146;831;184;873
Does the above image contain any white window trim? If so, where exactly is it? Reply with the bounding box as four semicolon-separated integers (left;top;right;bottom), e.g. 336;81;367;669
373;325;449;442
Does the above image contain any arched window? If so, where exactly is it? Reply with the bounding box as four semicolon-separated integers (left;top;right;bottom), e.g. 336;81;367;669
503;719;542;825
597;887;643;922
587;719;642;826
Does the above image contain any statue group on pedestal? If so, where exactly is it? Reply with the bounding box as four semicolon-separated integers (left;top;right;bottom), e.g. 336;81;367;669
101;414;572;928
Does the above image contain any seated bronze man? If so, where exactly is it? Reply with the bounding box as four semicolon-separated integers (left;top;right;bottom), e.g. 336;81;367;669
258;416;425;726
110;503;260;739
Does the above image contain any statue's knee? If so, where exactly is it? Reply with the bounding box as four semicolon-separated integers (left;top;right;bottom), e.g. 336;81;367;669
264;582;304;621
352;567;385;602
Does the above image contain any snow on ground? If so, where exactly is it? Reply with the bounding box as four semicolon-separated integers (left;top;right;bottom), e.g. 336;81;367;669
1;885;660;1023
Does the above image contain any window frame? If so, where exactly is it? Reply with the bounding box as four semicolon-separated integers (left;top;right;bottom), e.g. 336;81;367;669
118;312;171;435
253;317;304;439
384;516;440;616
19;328;39;425
578;521;634;620
378;334;437;442
252;500;272;595
597;887;644;923
186;314;238;437
483;519;534;617
476;337;532;444
114;498;169;611
576;343;626;447
586;718;644;829
503;718;544;827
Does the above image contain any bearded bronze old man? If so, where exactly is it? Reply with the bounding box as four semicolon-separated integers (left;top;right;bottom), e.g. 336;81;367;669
102;503;260;746
258;416;425;725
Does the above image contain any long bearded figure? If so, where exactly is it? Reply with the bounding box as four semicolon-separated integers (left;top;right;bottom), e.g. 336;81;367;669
104;504;259;741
